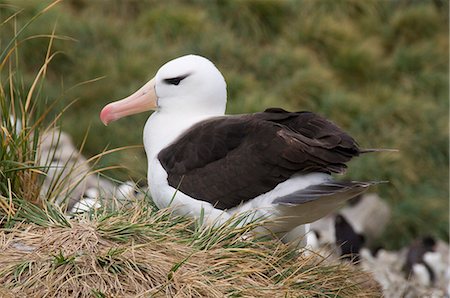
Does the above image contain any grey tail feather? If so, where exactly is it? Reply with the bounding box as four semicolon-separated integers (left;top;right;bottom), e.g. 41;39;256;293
273;180;384;206
359;148;399;153
268;180;388;231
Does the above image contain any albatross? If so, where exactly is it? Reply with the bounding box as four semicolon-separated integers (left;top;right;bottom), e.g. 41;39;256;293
100;54;381;241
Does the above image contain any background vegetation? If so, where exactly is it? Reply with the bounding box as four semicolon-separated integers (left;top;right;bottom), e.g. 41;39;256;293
1;0;448;249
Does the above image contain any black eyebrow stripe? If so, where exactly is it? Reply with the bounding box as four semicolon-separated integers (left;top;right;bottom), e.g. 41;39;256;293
164;74;190;85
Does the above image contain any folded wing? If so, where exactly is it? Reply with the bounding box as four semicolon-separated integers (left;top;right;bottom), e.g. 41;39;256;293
158;108;361;210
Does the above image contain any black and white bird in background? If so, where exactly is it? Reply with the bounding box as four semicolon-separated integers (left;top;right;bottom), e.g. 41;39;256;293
100;55;391;244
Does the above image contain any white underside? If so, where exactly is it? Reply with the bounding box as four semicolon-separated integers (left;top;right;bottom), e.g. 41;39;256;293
144;111;331;229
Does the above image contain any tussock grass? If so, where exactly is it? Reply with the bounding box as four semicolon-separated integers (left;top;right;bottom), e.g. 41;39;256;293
0;1;131;216
0;4;54;216
0;199;380;297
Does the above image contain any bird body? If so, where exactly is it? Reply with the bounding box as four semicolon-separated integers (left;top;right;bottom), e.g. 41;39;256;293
100;55;379;239
144;107;333;227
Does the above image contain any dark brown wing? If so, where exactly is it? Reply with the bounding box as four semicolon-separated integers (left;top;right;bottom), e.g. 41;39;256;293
158;108;360;210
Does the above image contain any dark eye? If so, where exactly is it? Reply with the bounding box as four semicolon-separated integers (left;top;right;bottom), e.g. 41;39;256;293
164;74;189;86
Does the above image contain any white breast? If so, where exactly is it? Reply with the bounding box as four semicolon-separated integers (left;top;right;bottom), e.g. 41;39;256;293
144;111;231;224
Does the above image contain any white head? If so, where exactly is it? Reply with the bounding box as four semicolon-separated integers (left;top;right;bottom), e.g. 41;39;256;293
100;55;227;125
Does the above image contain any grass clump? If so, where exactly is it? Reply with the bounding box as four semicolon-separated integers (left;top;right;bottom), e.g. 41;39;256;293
0;1;124;222
0;1;61;218
0;198;380;297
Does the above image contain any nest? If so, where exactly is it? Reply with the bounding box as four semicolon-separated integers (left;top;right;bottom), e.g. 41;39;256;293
0;202;380;297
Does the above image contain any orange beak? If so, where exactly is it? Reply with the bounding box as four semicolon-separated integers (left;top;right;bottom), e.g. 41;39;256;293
100;78;157;125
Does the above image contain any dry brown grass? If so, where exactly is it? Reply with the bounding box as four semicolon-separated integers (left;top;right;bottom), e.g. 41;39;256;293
0;200;380;297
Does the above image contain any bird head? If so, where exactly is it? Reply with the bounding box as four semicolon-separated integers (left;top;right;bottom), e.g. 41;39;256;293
100;55;227;125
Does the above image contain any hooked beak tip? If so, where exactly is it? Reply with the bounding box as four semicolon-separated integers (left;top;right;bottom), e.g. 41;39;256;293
100;105;113;126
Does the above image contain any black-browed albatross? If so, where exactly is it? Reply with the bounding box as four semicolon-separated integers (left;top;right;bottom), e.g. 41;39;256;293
100;55;381;241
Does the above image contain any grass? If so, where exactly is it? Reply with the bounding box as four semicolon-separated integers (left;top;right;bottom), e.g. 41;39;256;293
0;0;448;248
0;1;127;217
0;197;381;297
